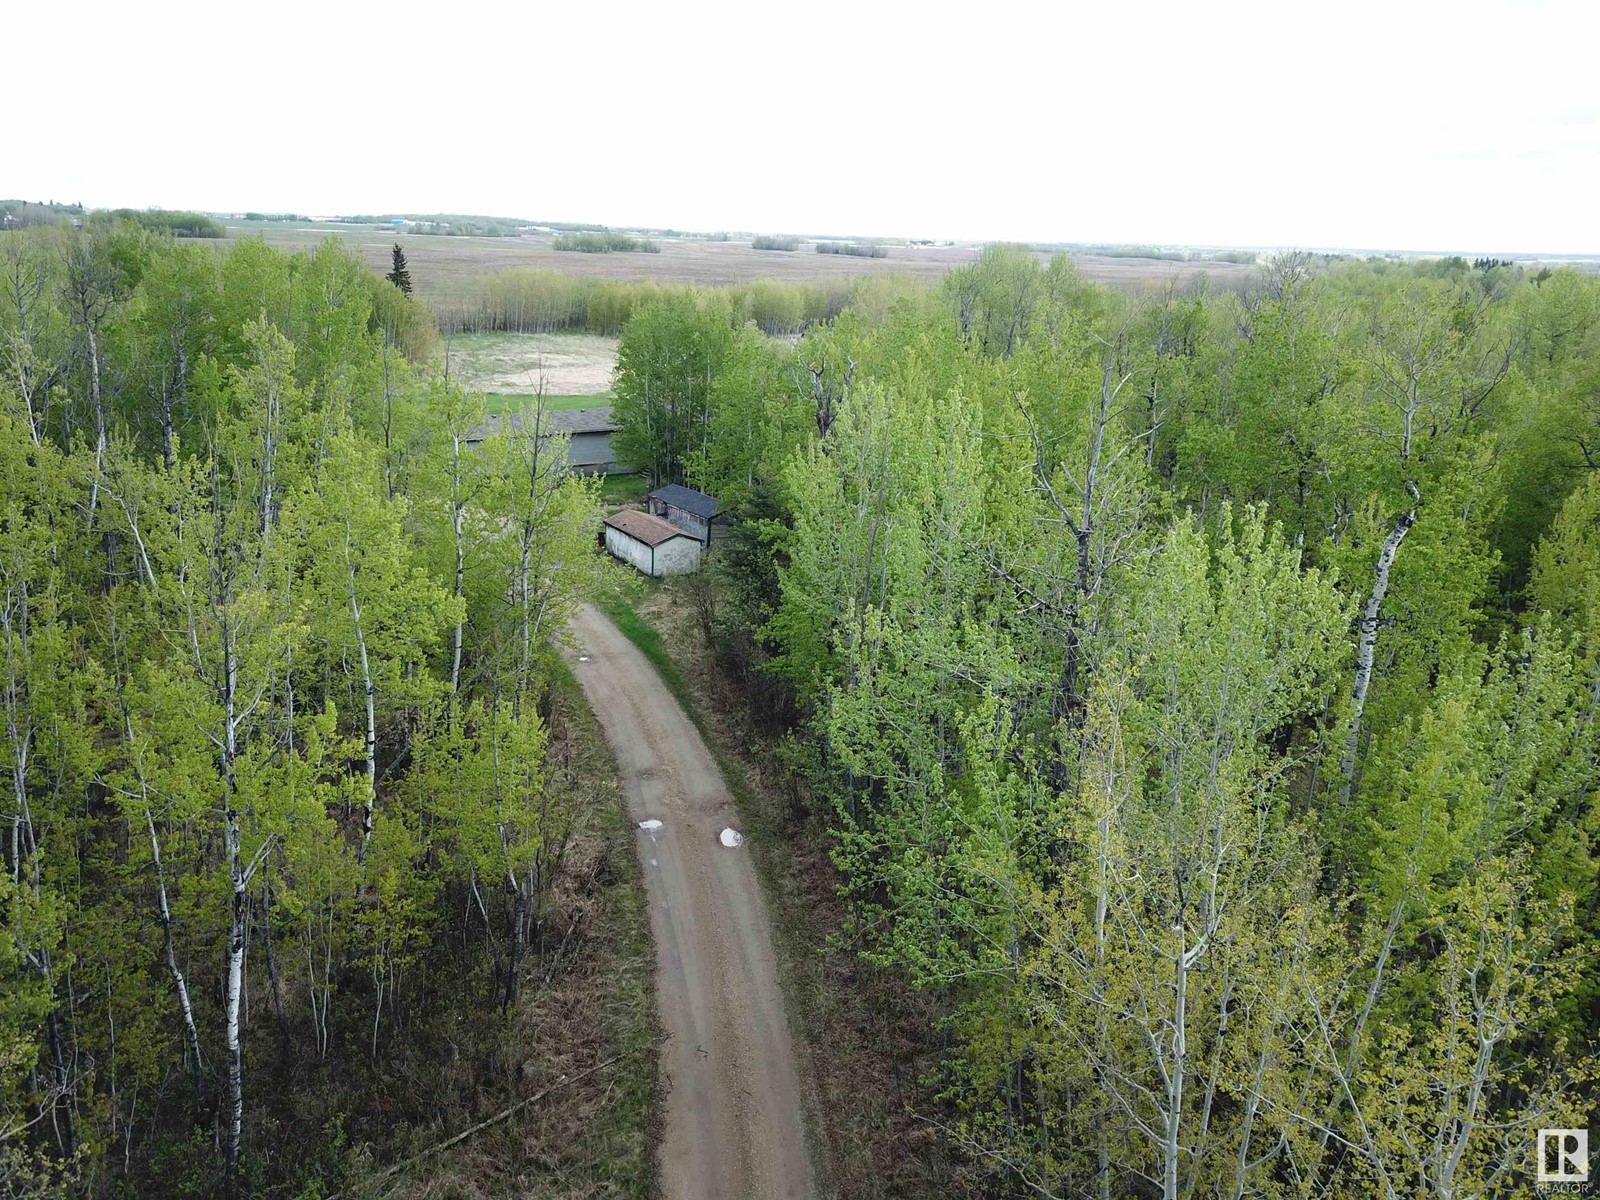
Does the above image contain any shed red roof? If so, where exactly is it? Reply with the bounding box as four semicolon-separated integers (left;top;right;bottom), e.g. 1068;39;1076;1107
603;509;694;547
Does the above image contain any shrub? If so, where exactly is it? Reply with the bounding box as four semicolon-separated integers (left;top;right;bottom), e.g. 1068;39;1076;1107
815;241;887;258
553;231;662;254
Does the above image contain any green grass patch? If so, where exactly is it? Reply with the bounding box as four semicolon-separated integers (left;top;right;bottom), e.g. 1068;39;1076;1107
598;473;648;507
447;330;619;355
593;585;686;703
485;392;613;414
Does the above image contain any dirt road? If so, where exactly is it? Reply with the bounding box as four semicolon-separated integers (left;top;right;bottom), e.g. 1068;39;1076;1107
567;604;818;1200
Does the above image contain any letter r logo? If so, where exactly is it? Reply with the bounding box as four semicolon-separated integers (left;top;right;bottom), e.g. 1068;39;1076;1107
1538;1128;1589;1183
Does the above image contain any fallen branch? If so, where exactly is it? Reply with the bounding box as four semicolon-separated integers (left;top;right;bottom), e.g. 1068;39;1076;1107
327;1054;622;1199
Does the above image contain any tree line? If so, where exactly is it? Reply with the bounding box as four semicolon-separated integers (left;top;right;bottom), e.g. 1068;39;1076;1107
0;223;604;1195
0;204;225;239
614;246;1600;1198
815;241;888;258
441;266;898;338
551;232;660;254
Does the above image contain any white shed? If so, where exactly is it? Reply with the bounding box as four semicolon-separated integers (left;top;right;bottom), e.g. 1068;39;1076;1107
603;509;703;577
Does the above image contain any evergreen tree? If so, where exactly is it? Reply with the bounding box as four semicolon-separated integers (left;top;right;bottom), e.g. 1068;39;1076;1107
386;242;412;296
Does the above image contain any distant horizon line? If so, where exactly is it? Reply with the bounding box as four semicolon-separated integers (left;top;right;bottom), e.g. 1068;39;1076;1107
6;196;1599;262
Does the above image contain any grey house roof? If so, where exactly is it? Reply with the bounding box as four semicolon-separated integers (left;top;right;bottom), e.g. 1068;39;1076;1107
648;484;722;519
465;405;615;442
547;406;616;434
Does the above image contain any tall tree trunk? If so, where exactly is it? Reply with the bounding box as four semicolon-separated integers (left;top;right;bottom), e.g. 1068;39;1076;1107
159;372;176;477
258;367;279;556
4;588;76;1155
158;342;188;476
45;1006;76;1157
224;865;247;1191
147;807;204;1104
221;637;247;1193
345;518;378;866
87;322;106;520
1340;497;1418;796
3;250;50;447
503;877;527;1011
1094;792;1113;1200
450;427;465;694
111;600;208;1104
260;881;288;1039
381;338;395;501
1164;939;1189;1200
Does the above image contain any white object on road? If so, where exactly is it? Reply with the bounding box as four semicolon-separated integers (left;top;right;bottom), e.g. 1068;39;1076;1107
719;827;744;848
639;819;663;833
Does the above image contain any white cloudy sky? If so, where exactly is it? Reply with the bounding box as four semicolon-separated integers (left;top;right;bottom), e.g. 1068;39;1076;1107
6;0;1597;252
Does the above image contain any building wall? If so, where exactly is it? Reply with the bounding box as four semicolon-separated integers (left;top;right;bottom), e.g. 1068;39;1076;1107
652;535;702;575
605;527;702;577
605;526;651;574
648;500;712;544
568;431;623;474
463;431;623;474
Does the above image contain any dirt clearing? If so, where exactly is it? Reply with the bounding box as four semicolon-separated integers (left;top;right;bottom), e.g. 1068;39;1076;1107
446;331;618;395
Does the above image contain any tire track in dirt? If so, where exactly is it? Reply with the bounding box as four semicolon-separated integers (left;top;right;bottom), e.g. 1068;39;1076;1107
566;604;817;1200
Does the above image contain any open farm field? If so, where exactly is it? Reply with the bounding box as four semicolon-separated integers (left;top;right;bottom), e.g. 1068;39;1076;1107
216;220;1261;300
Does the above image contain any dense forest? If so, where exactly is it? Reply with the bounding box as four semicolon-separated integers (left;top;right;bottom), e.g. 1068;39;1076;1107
612;246;1600;1198
0;224;648;1197
5;216;1598;1198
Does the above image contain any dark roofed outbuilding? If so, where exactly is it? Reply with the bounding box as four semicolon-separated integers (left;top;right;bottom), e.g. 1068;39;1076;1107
461;405;624;474
647;485;723;546
647;484;721;519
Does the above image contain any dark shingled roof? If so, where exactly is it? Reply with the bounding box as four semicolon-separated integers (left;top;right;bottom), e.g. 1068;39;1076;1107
465;406;615;442
648;484;722;519
545;406;616;434
603;509;695;548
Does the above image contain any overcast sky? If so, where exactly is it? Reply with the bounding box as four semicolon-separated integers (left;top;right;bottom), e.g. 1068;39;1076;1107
7;0;1597;253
